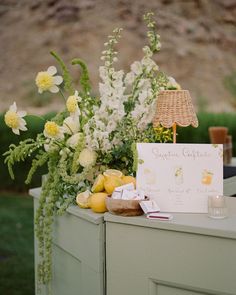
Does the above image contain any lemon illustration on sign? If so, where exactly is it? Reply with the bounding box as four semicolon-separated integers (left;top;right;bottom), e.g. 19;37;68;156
104;176;123;194
91;174;105;193
122;175;136;188
103;169;123;179
90;192;108;213
76;190;91;209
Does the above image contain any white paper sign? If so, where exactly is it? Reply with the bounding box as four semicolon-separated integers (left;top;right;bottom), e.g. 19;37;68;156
136;143;223;213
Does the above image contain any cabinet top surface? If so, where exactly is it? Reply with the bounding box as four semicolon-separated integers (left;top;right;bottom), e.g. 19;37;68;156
105;197;236;239
29;188;104;224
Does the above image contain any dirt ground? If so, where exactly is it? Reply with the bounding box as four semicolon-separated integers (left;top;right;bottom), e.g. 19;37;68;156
0;0;236;114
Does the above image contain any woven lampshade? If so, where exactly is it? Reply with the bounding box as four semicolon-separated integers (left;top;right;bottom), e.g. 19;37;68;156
153;90;198;143
153;90;199;128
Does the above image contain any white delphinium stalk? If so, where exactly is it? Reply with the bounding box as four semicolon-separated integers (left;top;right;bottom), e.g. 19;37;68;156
84;28;127;152
125;47;160;131
123;13;165;133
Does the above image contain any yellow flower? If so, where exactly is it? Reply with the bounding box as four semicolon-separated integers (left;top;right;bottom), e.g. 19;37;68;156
66;91;81;116
35;66;63;93
66;96;77;112
43;121;64;140
78;148;97;167
4;102;27;135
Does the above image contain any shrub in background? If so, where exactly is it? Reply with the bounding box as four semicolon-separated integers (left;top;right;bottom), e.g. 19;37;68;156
224;72;236;108
178;112;236;156
1;111;236;191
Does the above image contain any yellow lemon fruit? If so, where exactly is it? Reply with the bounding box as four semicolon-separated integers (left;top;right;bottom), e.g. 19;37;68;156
122;175;136;188
104;176;124;195
103;169;123;179
76;190;91;209
90;192;108;213
91;174;105;193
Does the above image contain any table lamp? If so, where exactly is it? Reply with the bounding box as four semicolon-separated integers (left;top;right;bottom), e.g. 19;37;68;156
153;90;199;143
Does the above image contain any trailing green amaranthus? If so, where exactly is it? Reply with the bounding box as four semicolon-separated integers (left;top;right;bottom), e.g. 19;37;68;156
3;12;180;293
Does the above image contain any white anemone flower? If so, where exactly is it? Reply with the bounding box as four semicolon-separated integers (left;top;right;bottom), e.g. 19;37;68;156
66;132;84;149
4;102;27;135
43;121;64;140
63;116;80;135
66;91;81;118
35;66;63;94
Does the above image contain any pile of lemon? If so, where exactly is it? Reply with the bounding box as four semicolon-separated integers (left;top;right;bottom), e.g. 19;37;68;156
76;169;136;213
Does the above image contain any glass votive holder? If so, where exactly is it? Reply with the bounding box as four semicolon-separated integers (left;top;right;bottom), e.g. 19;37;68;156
208;195;228;219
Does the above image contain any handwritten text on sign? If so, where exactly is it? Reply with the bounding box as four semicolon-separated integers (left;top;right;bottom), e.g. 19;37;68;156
136;143;223;213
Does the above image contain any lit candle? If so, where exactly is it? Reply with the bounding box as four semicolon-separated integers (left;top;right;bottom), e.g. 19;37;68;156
211;195;225;208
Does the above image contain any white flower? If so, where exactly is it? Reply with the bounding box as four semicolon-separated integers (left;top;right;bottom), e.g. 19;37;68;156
43;121;64;140
78;148;97;167
66;91;81;118
141;57;158;72
66;132;84;149
35;66;63;94
4;102;27;135
131;61;142;75
137;90;148;104
167;76;181;90
142;46;153;57
124;72;135;85
63;116;80;134
138;79;151;90
99;66;108;81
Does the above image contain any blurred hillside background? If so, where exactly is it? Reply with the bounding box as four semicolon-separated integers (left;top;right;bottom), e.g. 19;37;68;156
0;0;236;114
0;2;235;294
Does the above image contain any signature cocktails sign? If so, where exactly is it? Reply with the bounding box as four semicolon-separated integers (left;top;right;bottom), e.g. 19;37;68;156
136;143;223;213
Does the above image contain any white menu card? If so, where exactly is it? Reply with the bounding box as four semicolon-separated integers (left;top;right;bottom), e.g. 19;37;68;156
136;143;223;213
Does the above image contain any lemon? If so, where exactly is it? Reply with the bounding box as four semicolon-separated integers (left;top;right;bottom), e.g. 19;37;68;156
103;169;123;179
91;174;105;193
90;192;108;213
104;176;124;195
76;190;91;209
122;175;136;188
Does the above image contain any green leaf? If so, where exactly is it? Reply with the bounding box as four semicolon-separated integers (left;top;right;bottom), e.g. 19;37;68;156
71;58;91;95
50;51;74;94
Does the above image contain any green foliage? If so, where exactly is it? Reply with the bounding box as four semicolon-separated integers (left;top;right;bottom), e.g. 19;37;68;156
224;72;236;107
0;112;55;191
143;12;161;53
196;94;209;113
71;136;85;174
71;58;98;127
131;142;138;173
177;112;236;156
50;51;74;95
51;109;69;125
25;151;49;184
71;58;91;94
35;154;61;286
4;134;45;181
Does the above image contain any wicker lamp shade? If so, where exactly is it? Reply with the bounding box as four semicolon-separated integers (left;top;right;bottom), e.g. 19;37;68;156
153;90;198;143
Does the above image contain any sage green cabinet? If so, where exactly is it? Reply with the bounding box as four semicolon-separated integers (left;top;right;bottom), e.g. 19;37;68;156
105;197;236;295
30;188;105;295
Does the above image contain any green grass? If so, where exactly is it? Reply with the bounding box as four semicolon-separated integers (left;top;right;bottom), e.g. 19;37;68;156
0;193;34;295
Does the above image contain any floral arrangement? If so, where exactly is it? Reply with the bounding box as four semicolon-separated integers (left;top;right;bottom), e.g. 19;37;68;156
4;13;180;290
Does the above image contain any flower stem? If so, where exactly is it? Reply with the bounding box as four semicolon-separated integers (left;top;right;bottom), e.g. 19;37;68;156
59;89;66;102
